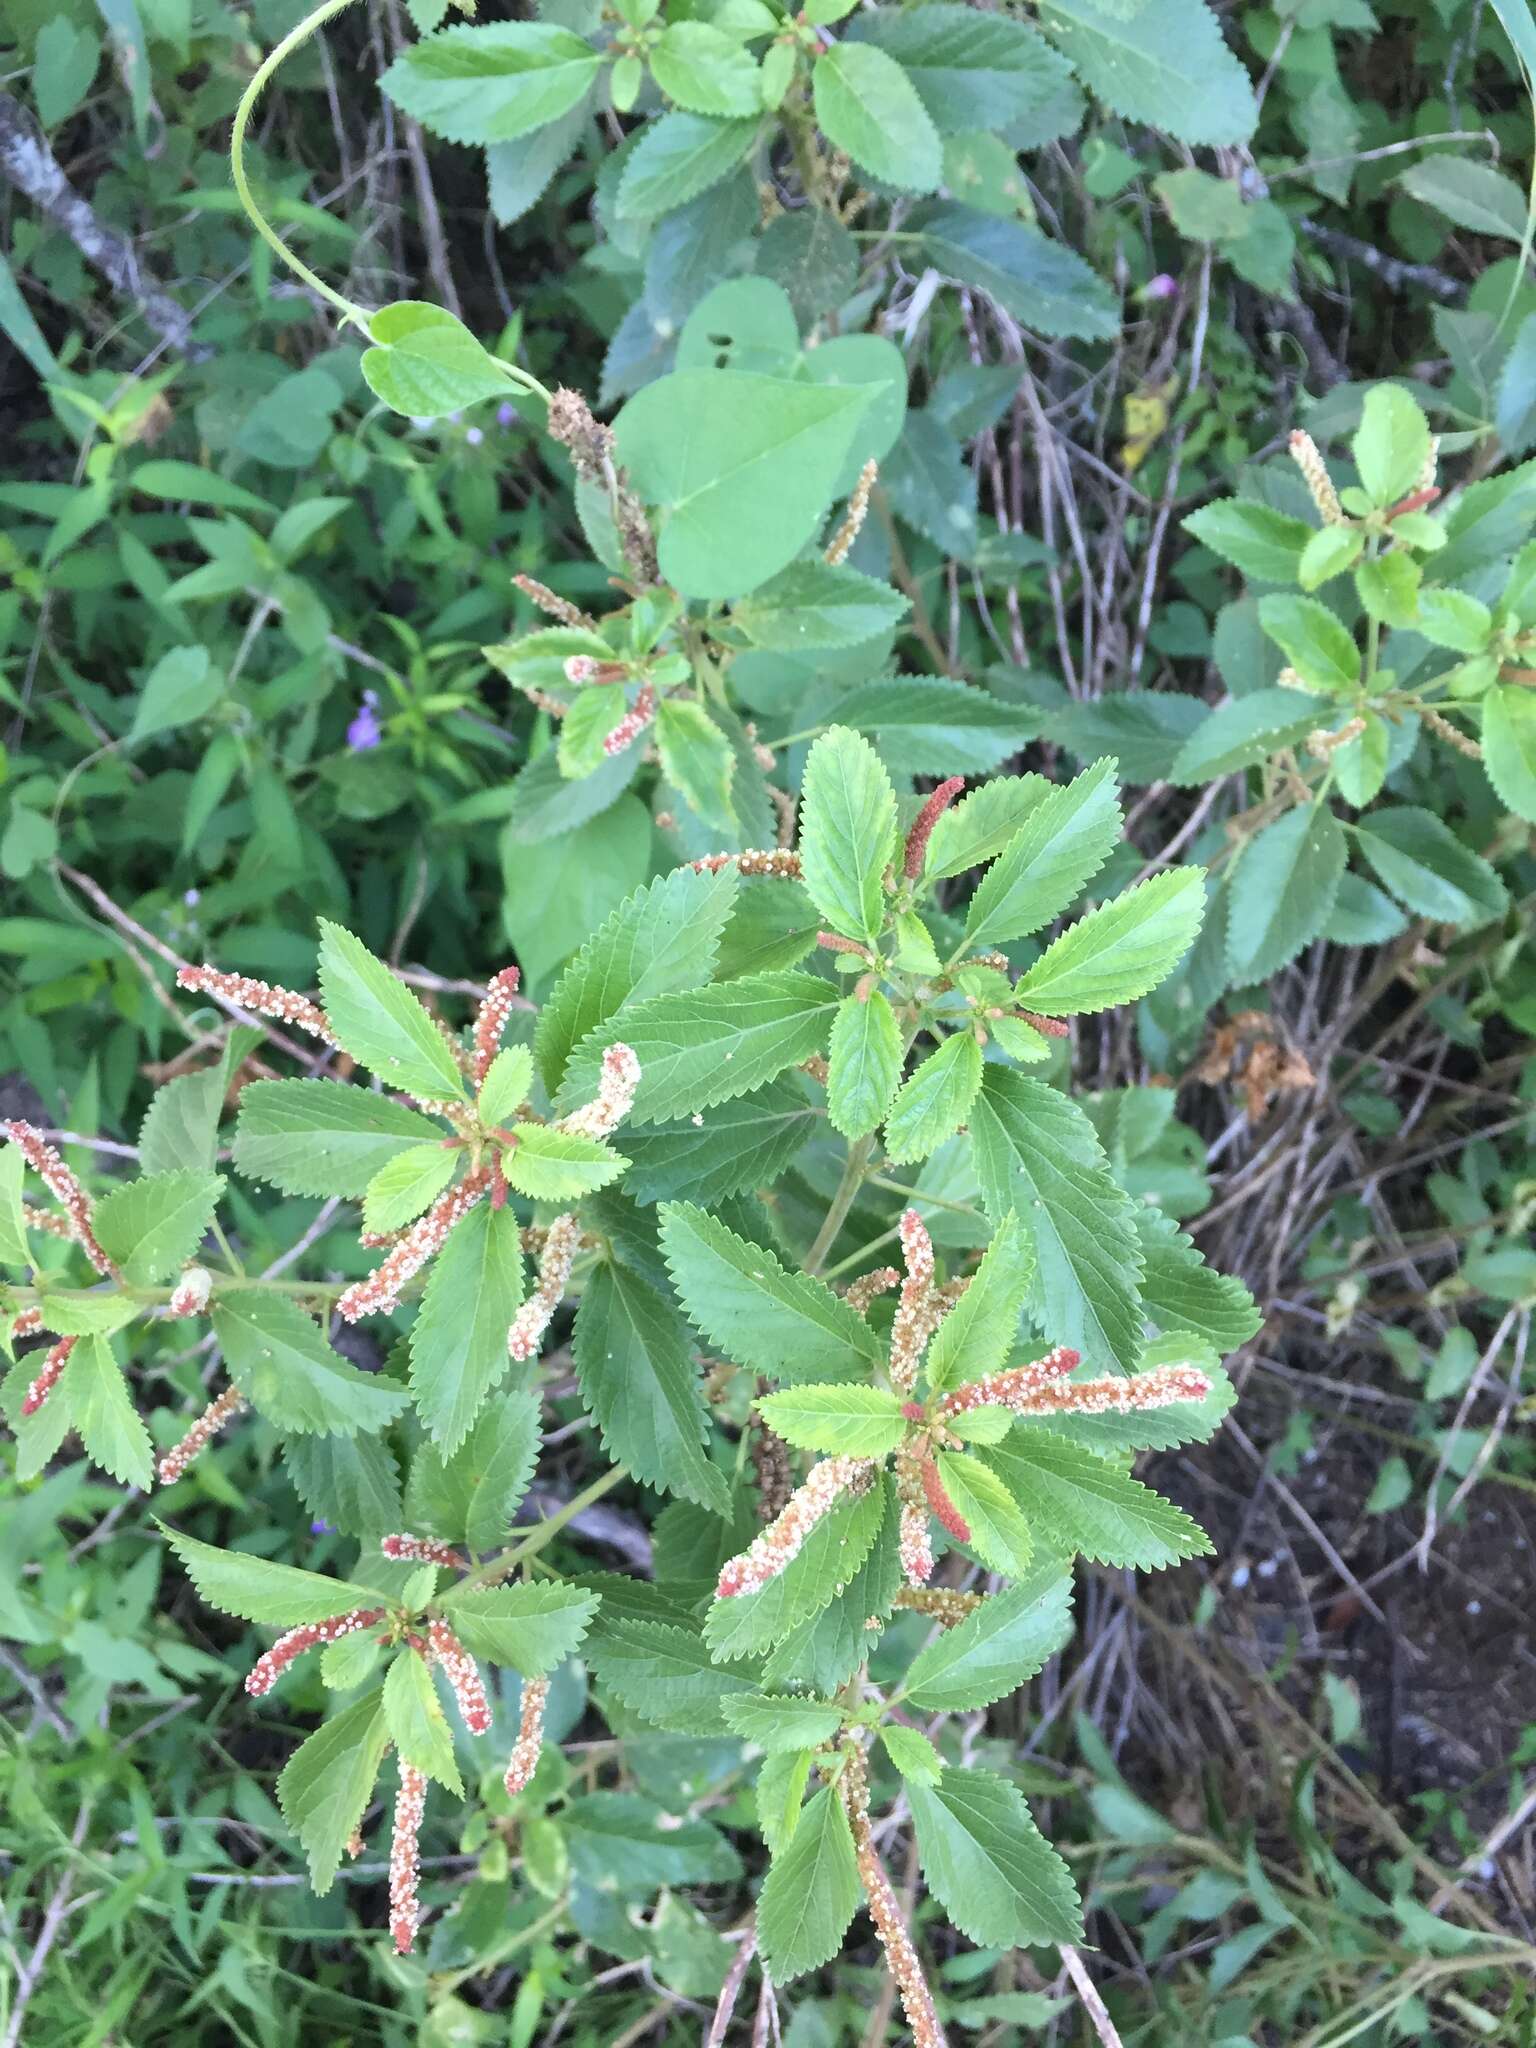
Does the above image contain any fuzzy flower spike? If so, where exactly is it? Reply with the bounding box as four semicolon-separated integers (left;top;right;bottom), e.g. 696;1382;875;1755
715;1453;877;1598
3;1121;119;1279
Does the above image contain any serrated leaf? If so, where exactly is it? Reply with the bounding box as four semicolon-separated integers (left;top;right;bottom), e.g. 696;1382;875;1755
1352;807;1507;926
164;1525;382;1625
380;22;602;145
92;1171;223;1286
232;1081;444;1199
757;1749;814;1855
587;1613;758;1733
1011;868;1204;1015
970;1069;1144;1372
558;971;837;1125
926;1210;1033;1394
535;865;738;1095
847;5;1075;136
756;1786;862;1980
409;1201;524;1454
564;1792;741;1893
437;1581;598;1674
732;559;908;652
798;726;897;944
1257;594;1358;693
721;1691;844;1751
760;1478;902;1692
659;1201;883;1381
616;113;761;224
812;42;941;194
908;1765;1083;1947
934;1450;1033;1574
1183;498;1312;582
1133;1208;1262;1352
574;1260;730;1512
478;1046;533;1128
963;758;1121;949
880;1722;942;1785
826;991;904;1140
920;205;1118;342
650;20;761;115
706;1481;885;1658
1038;0;1256;147
277;1691;391;1894
1483;685;1536;822
656;697;737;831
620;1080;817;1206
757;1383;908;1456
502;1124;628;1201
70;1334;153;1488
214;1293;408;1437
317;921;466;1100
985;1430;1213;1567
384;1648;463;1791
361;1144;459;1236
902;1570;1073;1711
405;1388;542;1552
0;1144;26;1268
281;1431;403;1539
1226;806;1347;984
925;773;1047;878
834;676;1038;777
883;1031;982;1164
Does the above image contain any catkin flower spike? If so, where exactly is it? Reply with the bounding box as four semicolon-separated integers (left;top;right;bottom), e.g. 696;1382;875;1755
22;1335;78;1417
426;1618;492;1734
503;1674;550;1796
1009;1362;1213;1419
176;966;337;1046
840;1745;949;2048
938;1345;1080;1419
507;1210;583;1361
1287;429;1345;525
556;1043;641;1140
158;1384;247;1483
716;1453;876;1597
602;683;656;756
889;1209;936;1394
903;777;964;879
22;1203;72;1241
245;1608;388;1696
893;1585;982;1627
337;1170;491;1321
825;458;878;566
167;1265;213;1319
919;1458;970;1543
512;571;597;630
844;1266;900;1316
11;1303;45;1341
382;1534;469;1569
689;848;803;878
390;1761;427;1956
3;1121;120;1279
470;967;522;1088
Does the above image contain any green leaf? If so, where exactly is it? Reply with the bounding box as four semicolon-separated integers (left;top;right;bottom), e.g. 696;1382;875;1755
234;1082;444;1199
1133;1208;1262;1353
834;676;1037;777
655;697;737;831
1012;868;1204;1015
409;1201;524;1454
282;1432;403;1539
1352;384;1432;508
971;1069;1144;1372
0;1144;26;1268
92;1170;223;1286
70;1335;153;1489
650;21;761;116
164;1525;382;1625
574;1261;731;1512
880;1722;943;1785
384;1649;463;1792
706;1481;886;1658
586;1613;758;1733
1168;688;1320;785
620;1080;818;1206
1183;498;1313;583
361;1144;459;1236
883;1031;983;1164
756;1786;862;1981
722;1692;845;1751
1395;156;1529;243
564;1793;740;1894
1153;166;1249;241
934;1450;1034;1573
277;1691;391;1894
659;1202;883;1380
908;1766;1083;1947
1038;0;1256;146
32;16;100;128
903;1569;1073;1711
924;774;1044;878
757;1750;814;1855
799;725;897;944
129;645;222;743
478;1046;534;1128
502;1125;628;1202
1257;594;1358;692
757;1383;908;1456
963;758;1121;949
214;1293;408;1437
812;42;941;194
405;1389;542;1553
360;302;511;420
437;1581;598;1674
1483;685;1536;822
616;113;761;223
614;369;873;599
1352;808;1507;926
380;22;602;144
986;1429;1213;1567
536;865;738;1095
1226;806;1347;984
559;971;837;1125
317;921;466;1100
919;205;1119;342
926;1211;1033;1395
826;990;903;1139
847;5;1075;136
732;559;908;652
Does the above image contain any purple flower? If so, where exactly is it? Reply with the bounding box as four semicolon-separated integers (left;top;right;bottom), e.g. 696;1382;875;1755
310;1517;334;1535
1146;273;1179;301
347;688;382;751
497;402;518;429
465;426;484;448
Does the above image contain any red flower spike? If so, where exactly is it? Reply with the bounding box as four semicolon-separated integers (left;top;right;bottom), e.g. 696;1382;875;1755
903;777;965;879
3;1121;119;1279
715;1454;875;1597
390;1762;427;1955
175;966;336;1047
245;1608;389;1696
337;1169;491;1321
158;1384;247;1484
471;966;522;1088
381;1534;468;1569
22;1335;78;1417
920;1459;970;1544
900;1401;926;1422
1012;1007;1070;1039
426;1618;492;1735
503;1674;550;1797
939;1346;1080;1418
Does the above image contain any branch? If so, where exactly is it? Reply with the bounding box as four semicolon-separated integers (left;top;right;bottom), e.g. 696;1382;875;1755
0;92;206;359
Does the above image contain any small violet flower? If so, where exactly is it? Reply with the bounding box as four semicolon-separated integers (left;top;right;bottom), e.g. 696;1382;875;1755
347;689;382;751
1145;273;1179;301
496;402;518;429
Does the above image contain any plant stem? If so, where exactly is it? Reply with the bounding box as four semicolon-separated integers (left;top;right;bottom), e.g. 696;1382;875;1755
804;1135;874;1277
460;1465;629;1591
